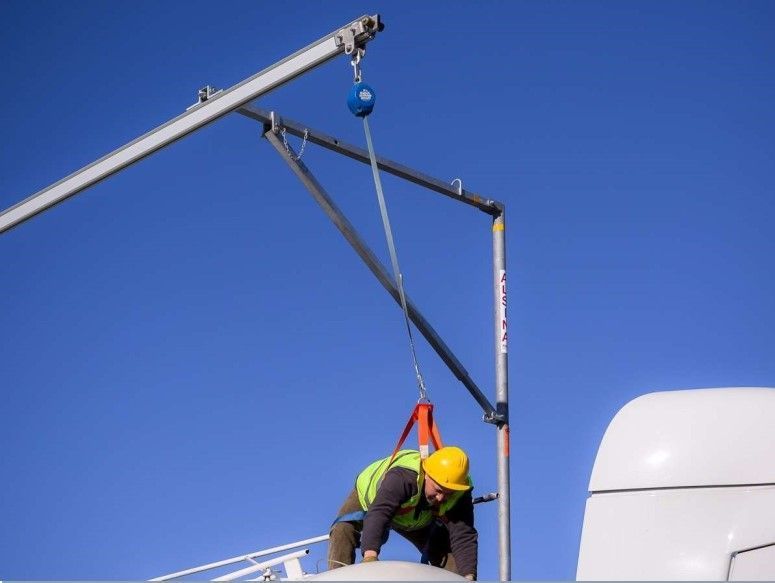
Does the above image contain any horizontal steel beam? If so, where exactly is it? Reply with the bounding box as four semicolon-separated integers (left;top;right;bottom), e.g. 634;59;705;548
238;105;503;216
1;15;382;234
264;128;501;423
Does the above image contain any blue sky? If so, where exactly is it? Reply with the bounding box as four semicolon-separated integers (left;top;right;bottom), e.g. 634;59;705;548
1;1;774;580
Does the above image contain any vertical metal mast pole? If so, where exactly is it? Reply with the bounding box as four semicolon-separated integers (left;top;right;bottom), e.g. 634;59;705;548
493;208;511;581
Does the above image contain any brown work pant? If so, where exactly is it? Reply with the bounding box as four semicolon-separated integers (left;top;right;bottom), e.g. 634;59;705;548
327;488;458;574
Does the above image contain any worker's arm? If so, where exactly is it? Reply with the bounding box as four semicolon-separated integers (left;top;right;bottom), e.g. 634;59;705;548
445;489;478;580
360;467;416;558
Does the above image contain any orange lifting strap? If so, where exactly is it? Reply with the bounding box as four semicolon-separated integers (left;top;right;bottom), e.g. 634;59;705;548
387;402;444;468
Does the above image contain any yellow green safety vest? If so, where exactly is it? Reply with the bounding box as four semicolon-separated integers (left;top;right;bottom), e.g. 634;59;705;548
355;449;471;531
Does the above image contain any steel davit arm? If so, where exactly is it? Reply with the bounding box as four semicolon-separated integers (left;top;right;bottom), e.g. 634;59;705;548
0;15;383;234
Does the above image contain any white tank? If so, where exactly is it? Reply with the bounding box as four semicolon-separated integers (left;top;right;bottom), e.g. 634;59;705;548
307;560;468;581
577;388;775;580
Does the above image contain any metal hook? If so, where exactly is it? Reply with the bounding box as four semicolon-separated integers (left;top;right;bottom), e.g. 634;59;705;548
350;47;365;83
451;178;463;195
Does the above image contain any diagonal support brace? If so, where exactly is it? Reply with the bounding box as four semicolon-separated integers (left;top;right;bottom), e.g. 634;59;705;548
263;128;502;424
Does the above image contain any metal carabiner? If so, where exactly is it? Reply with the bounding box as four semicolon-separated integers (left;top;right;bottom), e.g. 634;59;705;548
350;47;364;83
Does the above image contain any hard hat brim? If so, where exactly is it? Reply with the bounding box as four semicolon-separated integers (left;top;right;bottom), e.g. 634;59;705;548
422;460;472;491
439;480;473;492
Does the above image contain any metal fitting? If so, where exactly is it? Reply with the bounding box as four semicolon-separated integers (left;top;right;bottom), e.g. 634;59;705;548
336;14;382;55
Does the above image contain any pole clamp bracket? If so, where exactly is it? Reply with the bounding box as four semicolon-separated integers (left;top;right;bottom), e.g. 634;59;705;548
483;411;507;426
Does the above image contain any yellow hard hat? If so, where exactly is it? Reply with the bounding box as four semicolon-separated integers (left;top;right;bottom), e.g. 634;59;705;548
422;446;471;491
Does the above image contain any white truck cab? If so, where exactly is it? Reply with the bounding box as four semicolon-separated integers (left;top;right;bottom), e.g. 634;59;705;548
577;388;775;580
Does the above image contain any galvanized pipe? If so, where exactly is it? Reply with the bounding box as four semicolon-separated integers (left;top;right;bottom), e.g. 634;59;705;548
492;210;511;580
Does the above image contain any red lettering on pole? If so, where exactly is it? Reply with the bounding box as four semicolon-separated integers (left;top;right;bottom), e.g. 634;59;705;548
498;270;508;353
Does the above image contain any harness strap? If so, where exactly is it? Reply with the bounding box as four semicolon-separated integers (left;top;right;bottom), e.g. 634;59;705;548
416;403;443;459
330;510;367;527
386;403;444;469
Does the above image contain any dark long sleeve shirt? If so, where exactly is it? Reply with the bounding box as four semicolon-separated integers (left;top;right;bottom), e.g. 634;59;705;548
361;466;478;577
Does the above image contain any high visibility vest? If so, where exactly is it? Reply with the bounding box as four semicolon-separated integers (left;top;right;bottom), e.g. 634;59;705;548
355;449;471;531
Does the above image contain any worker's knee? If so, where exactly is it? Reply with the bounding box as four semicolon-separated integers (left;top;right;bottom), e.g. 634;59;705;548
327;522;361;569
330;521;359;545
425;526;456;572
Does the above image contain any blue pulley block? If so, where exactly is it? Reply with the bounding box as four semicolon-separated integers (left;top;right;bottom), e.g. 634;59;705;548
347;82;376;117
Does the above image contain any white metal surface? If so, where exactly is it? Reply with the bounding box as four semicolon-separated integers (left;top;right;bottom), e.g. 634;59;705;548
578;388;775;580
729;544;775;581
589;387;775;491
0;15;381;234
577;485;775;580
306;561;468;581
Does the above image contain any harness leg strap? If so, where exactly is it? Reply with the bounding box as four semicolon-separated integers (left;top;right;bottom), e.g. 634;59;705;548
330;510;367;527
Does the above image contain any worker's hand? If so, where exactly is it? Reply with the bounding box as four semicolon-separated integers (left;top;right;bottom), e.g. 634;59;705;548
362;555;378;563
464;575;476;581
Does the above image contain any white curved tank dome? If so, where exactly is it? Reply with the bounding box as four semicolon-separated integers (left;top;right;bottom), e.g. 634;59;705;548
589;387;775;491
307;561;468;581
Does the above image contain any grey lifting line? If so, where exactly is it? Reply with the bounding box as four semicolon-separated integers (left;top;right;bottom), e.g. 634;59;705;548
354;52;428;403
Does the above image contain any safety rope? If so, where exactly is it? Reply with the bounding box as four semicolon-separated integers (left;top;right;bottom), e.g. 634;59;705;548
361;116;428;402
347;48;429;404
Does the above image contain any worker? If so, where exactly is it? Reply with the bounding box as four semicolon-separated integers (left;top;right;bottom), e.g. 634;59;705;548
327;446;478;581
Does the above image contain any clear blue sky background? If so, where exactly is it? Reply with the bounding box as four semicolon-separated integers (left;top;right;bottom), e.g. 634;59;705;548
2;1;774;580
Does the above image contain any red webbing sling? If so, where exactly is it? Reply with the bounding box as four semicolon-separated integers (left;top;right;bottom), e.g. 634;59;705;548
386;402;444;468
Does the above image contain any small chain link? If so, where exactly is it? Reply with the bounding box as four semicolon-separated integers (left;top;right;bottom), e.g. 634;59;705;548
281;127;309;161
